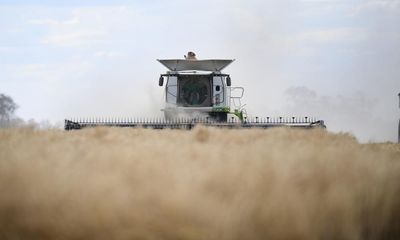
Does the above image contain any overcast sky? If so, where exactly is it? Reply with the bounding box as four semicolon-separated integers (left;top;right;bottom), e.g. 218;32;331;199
1;0;399;142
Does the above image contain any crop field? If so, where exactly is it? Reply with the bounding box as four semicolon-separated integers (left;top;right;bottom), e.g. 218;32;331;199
0;127;399;240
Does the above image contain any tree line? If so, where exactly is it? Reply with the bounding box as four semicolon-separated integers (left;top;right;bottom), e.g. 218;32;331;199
0;93;23;128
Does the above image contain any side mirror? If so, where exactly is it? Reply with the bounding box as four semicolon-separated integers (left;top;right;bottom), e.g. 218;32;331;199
159;76;164;86
226;76;231;86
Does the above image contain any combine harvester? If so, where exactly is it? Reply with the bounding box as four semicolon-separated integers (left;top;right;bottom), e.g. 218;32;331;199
65;52;325;130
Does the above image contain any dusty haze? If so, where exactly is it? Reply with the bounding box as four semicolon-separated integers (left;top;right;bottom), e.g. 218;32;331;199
0;127;399;240
1;1;400;142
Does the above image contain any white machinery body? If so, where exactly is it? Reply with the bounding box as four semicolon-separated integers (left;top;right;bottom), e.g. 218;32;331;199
158;59;244;120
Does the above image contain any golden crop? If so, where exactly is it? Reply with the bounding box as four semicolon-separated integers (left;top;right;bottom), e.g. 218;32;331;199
0;127;399;240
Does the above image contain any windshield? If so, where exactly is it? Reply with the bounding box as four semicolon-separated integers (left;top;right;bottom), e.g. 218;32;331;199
178;75;212;107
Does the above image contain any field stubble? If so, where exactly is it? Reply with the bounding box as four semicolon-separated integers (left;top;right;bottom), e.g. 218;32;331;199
0;127;399;240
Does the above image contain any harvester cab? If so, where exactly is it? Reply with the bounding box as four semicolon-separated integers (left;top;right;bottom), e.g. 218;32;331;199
157;56;245;122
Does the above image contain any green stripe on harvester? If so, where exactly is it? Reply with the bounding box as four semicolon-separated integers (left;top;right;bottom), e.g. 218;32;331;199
212;107;230;112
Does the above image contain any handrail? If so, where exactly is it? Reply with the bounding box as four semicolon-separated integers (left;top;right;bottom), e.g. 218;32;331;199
230;87;244;98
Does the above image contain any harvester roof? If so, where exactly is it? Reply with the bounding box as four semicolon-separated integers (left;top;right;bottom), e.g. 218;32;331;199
157;59;234;72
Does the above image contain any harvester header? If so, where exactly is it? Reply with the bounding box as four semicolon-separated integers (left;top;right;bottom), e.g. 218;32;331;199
65;52;326;130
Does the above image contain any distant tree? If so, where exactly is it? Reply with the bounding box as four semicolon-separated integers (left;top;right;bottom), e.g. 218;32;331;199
0;93;18;122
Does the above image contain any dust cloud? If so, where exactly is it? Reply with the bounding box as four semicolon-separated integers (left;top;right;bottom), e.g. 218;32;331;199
0;127;399;240
283;86;398;142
